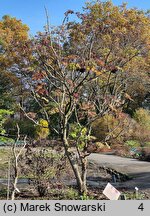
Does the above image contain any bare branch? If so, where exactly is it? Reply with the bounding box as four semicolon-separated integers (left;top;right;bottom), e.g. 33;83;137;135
11;124;27;200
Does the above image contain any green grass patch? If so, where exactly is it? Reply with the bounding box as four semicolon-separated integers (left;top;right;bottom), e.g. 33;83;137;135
0;147;11;178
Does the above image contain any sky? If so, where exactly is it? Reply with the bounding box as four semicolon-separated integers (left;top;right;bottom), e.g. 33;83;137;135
0;0;150;36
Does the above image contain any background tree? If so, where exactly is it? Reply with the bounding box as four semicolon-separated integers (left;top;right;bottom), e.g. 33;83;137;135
0;15;29;111
0;109;13;139
0;16;36;139
68;1;150;114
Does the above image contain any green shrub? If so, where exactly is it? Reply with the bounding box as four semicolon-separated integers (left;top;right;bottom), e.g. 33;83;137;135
125;140;141;148
91;113;131;144
0;109;13;135
4;118;36;138
145;142;150;146
91;114;118;141
134;108;150;130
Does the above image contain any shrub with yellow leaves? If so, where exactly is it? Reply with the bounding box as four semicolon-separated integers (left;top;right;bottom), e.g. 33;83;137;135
35;119;50;141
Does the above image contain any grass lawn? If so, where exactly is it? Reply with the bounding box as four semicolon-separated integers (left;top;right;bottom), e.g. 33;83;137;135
0;147;11;178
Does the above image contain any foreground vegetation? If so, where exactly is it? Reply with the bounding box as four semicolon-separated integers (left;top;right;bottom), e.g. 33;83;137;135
0;146;150;200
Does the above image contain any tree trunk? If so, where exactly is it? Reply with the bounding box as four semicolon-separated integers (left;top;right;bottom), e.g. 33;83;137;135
62;117;87;195
81;157;88;195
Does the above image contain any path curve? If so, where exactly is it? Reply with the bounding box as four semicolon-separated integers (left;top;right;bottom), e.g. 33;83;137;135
88;153;150;190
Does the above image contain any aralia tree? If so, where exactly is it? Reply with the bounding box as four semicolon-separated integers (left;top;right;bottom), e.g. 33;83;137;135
18;1;150;195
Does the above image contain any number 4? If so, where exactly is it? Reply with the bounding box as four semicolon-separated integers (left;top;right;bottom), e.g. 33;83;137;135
138;203;144;211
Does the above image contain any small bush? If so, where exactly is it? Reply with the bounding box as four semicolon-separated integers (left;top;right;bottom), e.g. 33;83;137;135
134;108;150;130
21;147;70;197
125;140;140;148
35;119;50;141
91;114;117;141
91;113;133;145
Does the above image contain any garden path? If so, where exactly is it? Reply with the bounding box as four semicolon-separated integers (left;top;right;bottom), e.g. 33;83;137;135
88;153;150;190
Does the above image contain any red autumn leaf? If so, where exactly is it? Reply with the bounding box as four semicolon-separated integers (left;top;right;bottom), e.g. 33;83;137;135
32;72;45;80
73;93;79;99
64;10;74;16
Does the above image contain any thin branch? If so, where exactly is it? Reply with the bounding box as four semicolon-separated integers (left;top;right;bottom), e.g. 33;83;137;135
19;105;38;125
44;6;50;35
11;124;27;200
